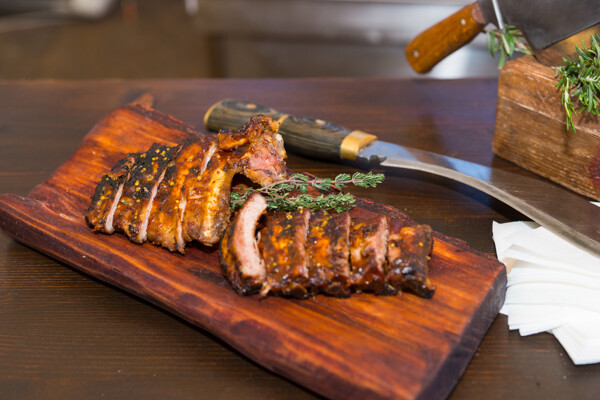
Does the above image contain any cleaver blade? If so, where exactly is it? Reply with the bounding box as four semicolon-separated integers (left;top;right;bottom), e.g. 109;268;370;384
406;0;600;73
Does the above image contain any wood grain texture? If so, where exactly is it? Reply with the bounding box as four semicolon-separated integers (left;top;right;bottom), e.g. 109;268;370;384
0;104;505;400
7;78;597;400
405;2;485;73
493;56;600;200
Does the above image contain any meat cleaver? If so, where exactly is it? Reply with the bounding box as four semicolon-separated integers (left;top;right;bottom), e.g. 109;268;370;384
405;0;600;73
204;99;600;258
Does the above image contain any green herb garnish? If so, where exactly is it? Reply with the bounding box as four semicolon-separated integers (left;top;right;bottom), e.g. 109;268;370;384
555;33;600;132
486;25;533;68
231;172;385;212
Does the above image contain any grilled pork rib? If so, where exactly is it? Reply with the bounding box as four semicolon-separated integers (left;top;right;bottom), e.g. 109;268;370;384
349;215;395;295
86;155;136;234
307;211;352;297
86;115;287;252
261;209;311;298
222;194;435;299
220;192;268;295
387;219;435;298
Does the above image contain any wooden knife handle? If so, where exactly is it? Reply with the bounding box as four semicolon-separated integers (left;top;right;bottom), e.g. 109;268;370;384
204;99;378;161
405;2;486;74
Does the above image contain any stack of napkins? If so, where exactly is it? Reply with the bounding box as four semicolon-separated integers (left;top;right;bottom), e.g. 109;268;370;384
493;203;600;365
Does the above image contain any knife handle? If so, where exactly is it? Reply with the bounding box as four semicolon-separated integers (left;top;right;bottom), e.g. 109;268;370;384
204;99;378;161
405;2;486;74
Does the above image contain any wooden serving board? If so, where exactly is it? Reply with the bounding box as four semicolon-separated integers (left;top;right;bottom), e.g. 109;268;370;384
494;56;600;201
0;105;506;400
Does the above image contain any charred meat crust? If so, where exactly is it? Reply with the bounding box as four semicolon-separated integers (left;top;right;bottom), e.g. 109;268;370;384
220;192;267;295
111;143;180;243
221;203;435;299
307;211;351;297
86;115;288;252
86;155;136;233
146;138;212;252
261;209;311;298
349;215;395;295
387;219;435;298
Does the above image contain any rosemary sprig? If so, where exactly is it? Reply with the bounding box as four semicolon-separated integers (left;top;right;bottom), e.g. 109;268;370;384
230;172;385;212
486;25;533;68
555;33;600;132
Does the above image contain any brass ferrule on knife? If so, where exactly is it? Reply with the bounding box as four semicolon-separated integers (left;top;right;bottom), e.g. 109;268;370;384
340;131;378;161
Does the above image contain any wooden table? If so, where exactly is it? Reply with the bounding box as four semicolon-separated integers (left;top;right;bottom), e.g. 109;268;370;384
1;79;598;399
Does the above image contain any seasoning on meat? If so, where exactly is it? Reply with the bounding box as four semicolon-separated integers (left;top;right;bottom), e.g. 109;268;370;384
261;209;311;298
86;115;287;252
86;154;136;234
307;211;351;297
221;194;435;299
386;219;435;298
349;215;395;295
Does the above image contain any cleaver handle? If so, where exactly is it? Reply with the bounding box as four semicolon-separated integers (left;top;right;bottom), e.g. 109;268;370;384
204;99;376;161
405;2;486;74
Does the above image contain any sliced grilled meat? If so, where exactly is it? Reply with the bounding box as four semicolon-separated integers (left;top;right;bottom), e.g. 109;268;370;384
220;192;268;295
261;209;311;298
349;215;394;295
87;115;287;251
183;148;236;245
146;138;214;252
307;211;351;297
220;199;435;299
86;154;136;233
386;219;435;298
183;116;287;246
111;143;180;243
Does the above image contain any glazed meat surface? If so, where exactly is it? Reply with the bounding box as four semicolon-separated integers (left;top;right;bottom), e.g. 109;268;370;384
86;155;136;233
146;138;214;252
223;194;435;299
261;209;311;298
349;215;393;295
307;211;351;297
86;115;287;252
111;143;180;243
386;219;435;298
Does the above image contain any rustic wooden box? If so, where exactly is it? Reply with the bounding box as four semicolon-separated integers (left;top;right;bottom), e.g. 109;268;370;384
493;56;600;201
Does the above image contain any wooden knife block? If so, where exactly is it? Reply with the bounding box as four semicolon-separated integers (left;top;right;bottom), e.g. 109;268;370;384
493;56;600;201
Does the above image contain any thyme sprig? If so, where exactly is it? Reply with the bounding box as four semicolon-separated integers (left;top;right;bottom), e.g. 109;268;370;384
230;172;385;212
486;25;533;68
555;33;600;132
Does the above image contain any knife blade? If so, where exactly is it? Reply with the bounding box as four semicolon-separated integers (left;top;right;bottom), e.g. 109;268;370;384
405;0;600;73
204;99;600;257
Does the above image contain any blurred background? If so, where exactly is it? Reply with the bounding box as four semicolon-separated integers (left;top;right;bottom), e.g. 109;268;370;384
0;0;501;79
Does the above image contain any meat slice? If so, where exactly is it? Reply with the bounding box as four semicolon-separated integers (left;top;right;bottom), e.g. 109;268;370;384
183;115;287;246
182;148;236;246
86;154;136;233
218;115;287;186
386;219;435;298
261;209;311;298
307;211;351;297
87;114;288;251
146;138;213;252
111;143;180;243
349;215;394;295
220;192;268;295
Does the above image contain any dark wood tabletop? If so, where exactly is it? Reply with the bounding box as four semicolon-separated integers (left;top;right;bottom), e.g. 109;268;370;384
1;78;598;400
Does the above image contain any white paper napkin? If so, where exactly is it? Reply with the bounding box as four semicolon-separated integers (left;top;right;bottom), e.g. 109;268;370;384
493;202;600;365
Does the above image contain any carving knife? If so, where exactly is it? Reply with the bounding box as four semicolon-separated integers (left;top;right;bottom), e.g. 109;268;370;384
204;99;600;257
405;0;600;73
